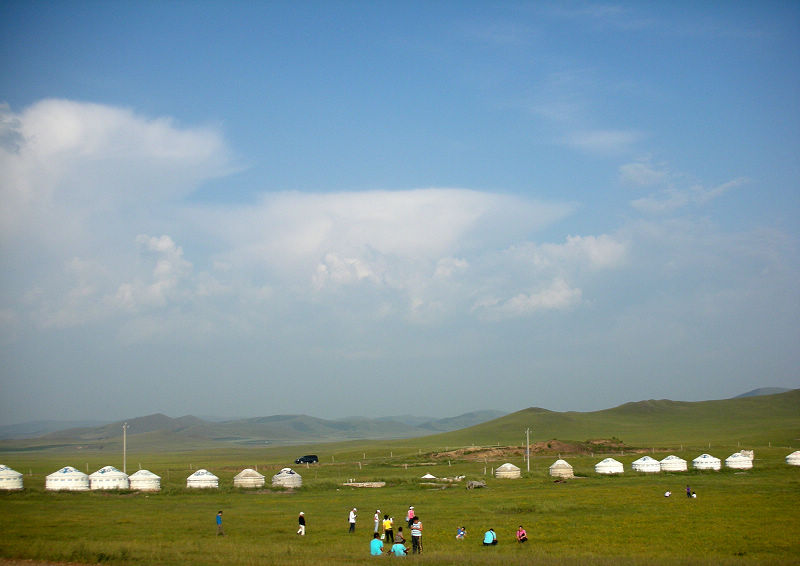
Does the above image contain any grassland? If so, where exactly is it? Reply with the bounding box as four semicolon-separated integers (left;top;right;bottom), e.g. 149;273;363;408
1;442;799;565
1;391;798;565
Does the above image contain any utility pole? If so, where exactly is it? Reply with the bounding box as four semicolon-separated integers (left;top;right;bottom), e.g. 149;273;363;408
122;422;129;474
526;428;531;473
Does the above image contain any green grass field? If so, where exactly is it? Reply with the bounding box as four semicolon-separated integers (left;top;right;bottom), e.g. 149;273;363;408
2;440;799;565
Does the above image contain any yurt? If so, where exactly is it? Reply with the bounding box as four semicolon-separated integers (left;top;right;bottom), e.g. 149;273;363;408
659;455;688;472
725;452;753;470
129;469;161;491
90;466;130;490
233;468;265;488
692;453;721;471
549;459;574;479
272;467;302;488
786;451;800;466
186;469;219;489
631;456;661;473
420;473;437;480
495;463;521;479
594;458;624;475
46;466;89;491
0;465;23;490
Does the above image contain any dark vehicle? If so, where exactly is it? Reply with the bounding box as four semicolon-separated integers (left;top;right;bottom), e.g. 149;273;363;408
295;455;319;464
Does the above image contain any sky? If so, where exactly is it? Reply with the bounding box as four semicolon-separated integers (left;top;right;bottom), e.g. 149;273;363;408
1;2;798;426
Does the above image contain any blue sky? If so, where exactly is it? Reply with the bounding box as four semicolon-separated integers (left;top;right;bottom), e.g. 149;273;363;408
1;2;798;425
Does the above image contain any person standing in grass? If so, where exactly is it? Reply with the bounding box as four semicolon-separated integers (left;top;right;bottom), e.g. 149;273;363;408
349;507;357;533
410;516;423;554
373;509;381;534
297;512;305;535
406;506;415;527
216;510;224;536
383;514;394;543
370;533;384;556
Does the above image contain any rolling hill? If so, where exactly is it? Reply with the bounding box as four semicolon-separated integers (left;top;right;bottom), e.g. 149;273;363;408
425;388;800;448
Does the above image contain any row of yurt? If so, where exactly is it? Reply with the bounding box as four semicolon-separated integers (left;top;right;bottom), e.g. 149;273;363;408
595;458;624;474
46;466;90;491
129;469;161;491
0;465;23;490
89;466;129;490
187;469;219;488
272;467;302;488
234;468;265;488
549;459;574;479
693;454;721;470
495;463;521;479
660;455;688;471
725;452;753;470
632;456;661;473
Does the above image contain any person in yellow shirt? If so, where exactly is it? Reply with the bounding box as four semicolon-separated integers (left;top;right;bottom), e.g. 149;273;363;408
382;514;394;543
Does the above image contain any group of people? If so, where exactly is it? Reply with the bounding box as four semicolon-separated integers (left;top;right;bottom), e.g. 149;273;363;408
217;507;529;552
364;505;423;556
480;526;527;545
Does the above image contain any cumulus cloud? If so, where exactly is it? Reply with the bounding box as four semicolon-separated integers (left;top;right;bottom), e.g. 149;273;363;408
0;99;233;248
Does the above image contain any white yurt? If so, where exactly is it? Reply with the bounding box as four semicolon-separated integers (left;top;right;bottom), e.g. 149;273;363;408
46;466;89;491
594;458;624;475
129;469;161;491
786;451;800;466
272;467;302;488
692;453;721;470
549;459;574;479
725;452;753;470
90;466;130;490
186;469;219;489
420;473;437;479
233;468;265;488
631;456;661;473
495;463;521;479
659;455;688;472
0;465;23;490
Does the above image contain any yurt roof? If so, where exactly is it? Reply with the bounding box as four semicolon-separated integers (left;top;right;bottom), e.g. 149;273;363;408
0;465;22;478
496;462;520;471
660;455;686;463
632;456;659;464
129;469;160;479
90;466;128;478
692;453;720;463
420;473;437;479
234;468;265;479
188;469;218;479
725;453;750;461
596;458;622;465
550;459;573;469
47;466;88;479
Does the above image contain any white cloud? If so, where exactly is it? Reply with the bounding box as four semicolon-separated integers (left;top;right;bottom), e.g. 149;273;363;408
619;161;668;187
565;129;643;154
474;277;582;319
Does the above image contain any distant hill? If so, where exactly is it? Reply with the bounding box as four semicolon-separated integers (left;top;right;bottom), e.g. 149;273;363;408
1;391;796;452
0;410;508;451
0;419;109;440
735;387;792;398
426;389;800;447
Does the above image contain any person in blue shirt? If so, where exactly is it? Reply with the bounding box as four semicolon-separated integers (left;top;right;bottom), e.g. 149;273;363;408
216;510;224;536
389;541;408;556
370;533;384;556
483;528;497;546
